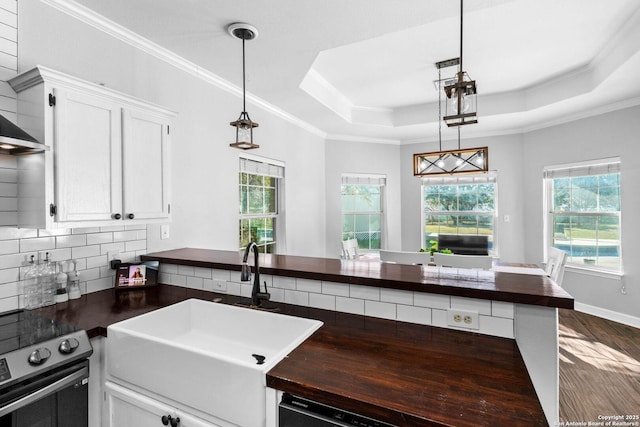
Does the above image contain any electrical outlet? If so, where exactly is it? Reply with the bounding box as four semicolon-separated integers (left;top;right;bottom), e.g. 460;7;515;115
211;280;227;292
447;309;479;330
160;224;170;240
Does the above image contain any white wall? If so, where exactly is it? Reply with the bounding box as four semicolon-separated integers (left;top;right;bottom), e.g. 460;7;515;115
17;1;327;258
400;134;526;260
324;139;402;257
522;106;640;321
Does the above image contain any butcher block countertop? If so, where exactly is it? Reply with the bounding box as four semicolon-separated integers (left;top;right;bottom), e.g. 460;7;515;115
37;284;547;427
141;247;573;309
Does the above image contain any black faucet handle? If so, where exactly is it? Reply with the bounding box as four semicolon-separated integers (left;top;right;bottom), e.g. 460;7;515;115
256;291;270;302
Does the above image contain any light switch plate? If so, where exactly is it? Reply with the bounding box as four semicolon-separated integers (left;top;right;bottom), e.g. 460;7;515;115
160;224;170;240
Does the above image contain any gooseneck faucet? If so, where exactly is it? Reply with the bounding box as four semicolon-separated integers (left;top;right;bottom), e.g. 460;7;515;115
241;242;271;306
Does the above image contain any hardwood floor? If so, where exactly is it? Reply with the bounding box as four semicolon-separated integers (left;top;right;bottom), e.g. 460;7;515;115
559;309;640;423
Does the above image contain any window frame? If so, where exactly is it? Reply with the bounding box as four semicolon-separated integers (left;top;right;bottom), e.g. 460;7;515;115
420;172;498;256
543;157;622;274
239;154;285;254
341;174;386;253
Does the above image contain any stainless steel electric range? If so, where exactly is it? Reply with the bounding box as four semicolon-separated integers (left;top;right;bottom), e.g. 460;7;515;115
0;309;93;427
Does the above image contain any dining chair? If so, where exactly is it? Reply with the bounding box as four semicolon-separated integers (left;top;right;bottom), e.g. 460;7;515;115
545;247;567;286
341;239;359;259
433;252;493;270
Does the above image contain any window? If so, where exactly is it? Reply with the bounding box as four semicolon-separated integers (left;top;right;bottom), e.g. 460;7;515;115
421;173;497;254
544;158;621;272
239;155;284;254
341;174;386;252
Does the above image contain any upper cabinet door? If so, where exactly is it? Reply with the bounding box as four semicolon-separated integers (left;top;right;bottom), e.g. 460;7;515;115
121;108;170;221
53;87;123;223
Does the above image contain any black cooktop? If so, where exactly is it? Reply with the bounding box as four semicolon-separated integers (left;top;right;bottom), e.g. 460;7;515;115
0;310;78;355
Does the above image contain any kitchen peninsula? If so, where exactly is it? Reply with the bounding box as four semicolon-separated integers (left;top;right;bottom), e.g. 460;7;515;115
140;248;573;425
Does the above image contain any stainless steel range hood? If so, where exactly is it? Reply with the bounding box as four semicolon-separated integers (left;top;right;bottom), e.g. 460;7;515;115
0;114;48;155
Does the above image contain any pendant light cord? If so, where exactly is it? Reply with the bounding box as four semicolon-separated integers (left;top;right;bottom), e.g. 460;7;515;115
459;0;464;73
242;38;246;113
438;67;442;152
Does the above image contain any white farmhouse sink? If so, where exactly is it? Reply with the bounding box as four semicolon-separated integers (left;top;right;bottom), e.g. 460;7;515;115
106;299;322;427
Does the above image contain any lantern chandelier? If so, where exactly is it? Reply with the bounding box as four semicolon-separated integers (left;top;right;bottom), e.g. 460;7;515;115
228;22;260;150
412;59;487;177
443;0;477;127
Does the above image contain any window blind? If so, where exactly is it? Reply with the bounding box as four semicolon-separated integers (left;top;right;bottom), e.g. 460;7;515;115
421;171;496;186
341;174;386;186
543;158;620;179
239;156;284;178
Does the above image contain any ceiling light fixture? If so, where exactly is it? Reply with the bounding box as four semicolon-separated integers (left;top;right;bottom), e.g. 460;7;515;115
443;0;477;127
412;59;488;177
228;22;260;150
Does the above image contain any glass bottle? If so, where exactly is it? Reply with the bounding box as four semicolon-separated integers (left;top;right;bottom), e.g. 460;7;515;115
68;259;81;300
23;255;41;309
39;252;56;306
55;261;69;303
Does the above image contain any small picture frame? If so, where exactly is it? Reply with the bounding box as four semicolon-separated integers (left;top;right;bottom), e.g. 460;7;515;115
115;261;159;290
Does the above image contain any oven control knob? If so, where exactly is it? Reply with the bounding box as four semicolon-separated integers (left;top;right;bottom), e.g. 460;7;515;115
28;348;52;365
59;338;80;355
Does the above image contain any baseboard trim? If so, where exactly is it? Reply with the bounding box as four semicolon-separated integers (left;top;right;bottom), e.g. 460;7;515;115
574;302;640;329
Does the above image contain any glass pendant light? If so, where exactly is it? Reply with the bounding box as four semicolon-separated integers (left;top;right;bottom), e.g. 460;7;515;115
228;23;260;150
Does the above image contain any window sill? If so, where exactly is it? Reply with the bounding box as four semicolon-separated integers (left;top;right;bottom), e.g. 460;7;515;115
565;265;624;281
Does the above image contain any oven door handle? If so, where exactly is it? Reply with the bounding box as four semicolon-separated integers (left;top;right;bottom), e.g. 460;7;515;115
0;365;88;417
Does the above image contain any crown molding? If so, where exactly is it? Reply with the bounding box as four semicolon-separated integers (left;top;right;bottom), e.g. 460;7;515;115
40;0;327;139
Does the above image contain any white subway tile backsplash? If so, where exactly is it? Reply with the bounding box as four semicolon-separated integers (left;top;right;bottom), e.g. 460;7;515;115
86;277;113;293
0;281;18;299
100;242;126;255
309;293;335;311
268;287;285;303
169;274;187;287
285;289;309;306
0;253;30;269
177;265;195;276
365;300;396;320
211;269;231;281
86;255;108;269
125;240;146;252
226;281;241;296
479;315;514;339
272;276;296;290
336;297;364;315
297;279;321;293
20;237;55;252
492;301;515;319
161;264;178;274
0;239;18;255
0;267;18;284
86;232;113;245
397;305;431;326
240;283;253;299
113;230;139;242
414;292;450;310
56;234;87;248
186;276;204;290
194;267;212;279
321;281;349;297
432;309;448;328
380;288;413;305
71;245;101;259
100;225;125;232
451;296;492;315
0;228;36;240
350;284;380;301
72;227;100;234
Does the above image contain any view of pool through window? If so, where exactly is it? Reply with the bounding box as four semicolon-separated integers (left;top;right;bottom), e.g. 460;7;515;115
547;168;621;272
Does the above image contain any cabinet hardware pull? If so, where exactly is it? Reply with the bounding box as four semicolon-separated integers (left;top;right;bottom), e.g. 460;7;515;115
112;213;122;220
127;213;135;220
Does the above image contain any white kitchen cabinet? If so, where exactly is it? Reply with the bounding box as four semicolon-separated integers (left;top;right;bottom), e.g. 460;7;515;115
105;381;221;427
8;66;174;229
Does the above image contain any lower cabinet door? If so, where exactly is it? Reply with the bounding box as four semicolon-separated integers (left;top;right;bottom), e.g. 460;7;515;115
105;381;218;427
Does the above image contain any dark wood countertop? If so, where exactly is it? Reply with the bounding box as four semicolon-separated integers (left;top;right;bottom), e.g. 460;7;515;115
142;247;573;309
36;285;546;427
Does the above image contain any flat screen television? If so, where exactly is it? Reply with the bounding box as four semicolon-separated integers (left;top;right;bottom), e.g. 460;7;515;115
437;234;489;256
